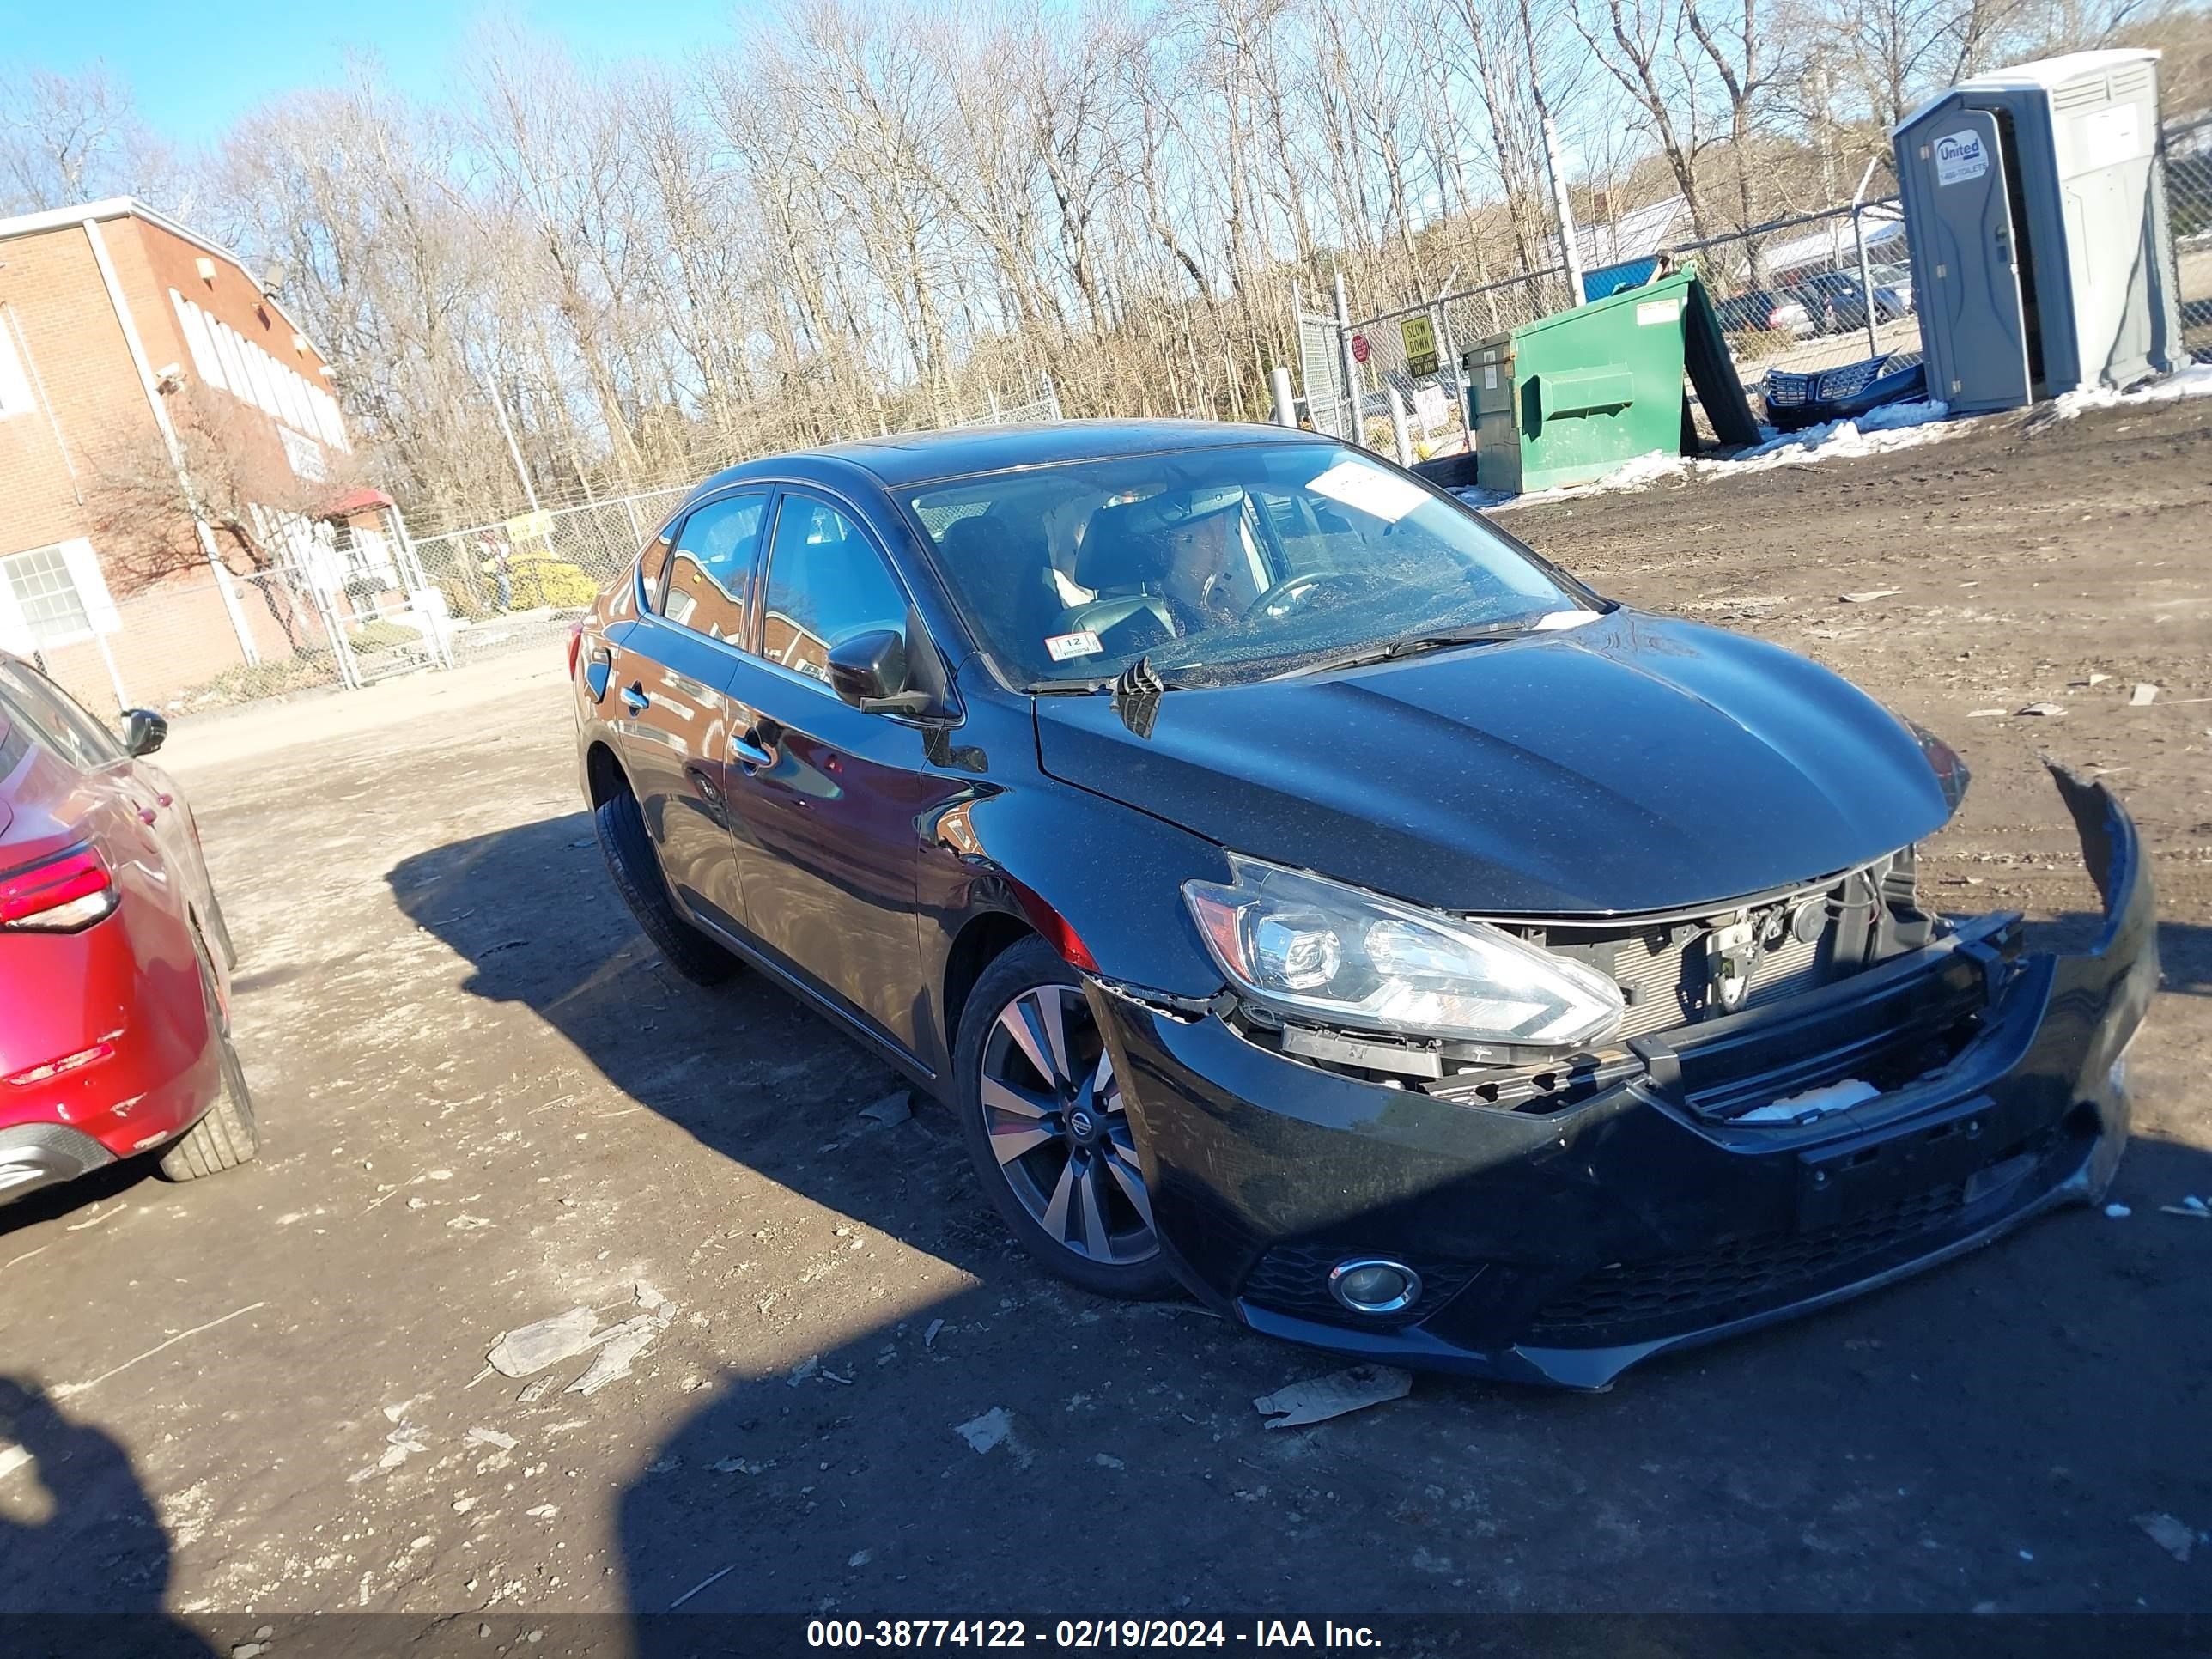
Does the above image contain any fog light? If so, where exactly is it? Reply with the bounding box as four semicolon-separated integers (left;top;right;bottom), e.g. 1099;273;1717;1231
1328;1258;1421;1316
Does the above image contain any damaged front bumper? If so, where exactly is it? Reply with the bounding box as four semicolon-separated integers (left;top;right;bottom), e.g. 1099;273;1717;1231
1095;767;2158;1389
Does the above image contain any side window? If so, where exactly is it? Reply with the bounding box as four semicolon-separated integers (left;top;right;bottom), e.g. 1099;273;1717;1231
759;498;909;684
636;526;673;613
0;661;122;769
660;494;768;642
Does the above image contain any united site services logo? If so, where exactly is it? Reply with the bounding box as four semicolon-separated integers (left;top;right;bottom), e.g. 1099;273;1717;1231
1935;127;1990;185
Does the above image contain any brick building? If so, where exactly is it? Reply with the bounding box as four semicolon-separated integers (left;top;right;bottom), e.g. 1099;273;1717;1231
0;198;364;713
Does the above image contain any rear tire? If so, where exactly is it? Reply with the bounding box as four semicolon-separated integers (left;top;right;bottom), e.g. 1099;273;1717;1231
158;961;260;1182
593;786;739;986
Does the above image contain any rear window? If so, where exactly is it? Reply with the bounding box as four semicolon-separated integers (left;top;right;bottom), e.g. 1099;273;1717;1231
0;661;122;770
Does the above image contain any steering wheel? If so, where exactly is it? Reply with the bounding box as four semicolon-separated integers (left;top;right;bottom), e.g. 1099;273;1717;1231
1057;592;1206;647
1242;568;1363;623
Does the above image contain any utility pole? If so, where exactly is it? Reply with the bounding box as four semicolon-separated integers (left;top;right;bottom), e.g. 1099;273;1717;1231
1521;0;1585;305
485;377;539;513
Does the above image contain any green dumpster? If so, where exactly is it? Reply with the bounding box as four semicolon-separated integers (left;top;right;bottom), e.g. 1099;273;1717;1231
1463;269;1758;495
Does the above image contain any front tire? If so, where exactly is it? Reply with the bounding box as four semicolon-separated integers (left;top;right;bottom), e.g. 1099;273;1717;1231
953;937;1176;1299
593;786;739;986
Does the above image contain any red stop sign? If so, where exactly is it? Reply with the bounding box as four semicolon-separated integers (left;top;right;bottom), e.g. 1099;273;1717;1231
1351;334;1370;364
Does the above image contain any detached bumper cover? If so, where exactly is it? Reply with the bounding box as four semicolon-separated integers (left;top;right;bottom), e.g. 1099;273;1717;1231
1096;768;2157;1389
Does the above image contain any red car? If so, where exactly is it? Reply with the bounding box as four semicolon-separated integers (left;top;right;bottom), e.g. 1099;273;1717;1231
0;653;256;1206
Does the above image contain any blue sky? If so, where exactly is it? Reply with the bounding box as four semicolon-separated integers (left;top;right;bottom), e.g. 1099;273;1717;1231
18;1;753;145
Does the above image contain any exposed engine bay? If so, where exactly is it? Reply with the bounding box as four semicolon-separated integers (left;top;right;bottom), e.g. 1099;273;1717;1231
1237;848;1956;1099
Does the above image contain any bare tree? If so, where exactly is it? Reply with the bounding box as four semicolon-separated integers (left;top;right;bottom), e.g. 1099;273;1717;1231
82;384;364;650
0;64;186;213
1572;0;1719;241
125;0;2203;537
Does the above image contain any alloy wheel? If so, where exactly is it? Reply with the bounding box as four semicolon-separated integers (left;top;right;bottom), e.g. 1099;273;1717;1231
979;982;1158;1265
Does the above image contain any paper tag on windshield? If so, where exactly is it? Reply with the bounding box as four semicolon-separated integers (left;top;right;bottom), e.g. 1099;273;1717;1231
1045;629;1103;662
1530;609;1603;631
1308;459;1429;524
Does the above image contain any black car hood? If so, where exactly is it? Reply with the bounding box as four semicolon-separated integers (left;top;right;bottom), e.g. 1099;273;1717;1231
1032;611;1957;915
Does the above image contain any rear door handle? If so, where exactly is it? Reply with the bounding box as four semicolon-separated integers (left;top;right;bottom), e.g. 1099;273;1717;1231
731;732;773;769
620;683;650;714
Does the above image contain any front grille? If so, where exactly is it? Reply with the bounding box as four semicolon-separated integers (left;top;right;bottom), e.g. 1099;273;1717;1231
1611;927;1826;1040
1239;1243;1483;1328
1524;1182;1969;1342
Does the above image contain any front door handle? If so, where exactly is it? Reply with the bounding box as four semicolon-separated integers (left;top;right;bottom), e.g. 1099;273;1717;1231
731;732;773;769
620;683;650;714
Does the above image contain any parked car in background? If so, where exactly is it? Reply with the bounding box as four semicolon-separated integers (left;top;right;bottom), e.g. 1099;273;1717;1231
1868;258;1917;313
1714;289;1814;340
1784;269;1912;334
572;422;2153;1389
0;656;256;1206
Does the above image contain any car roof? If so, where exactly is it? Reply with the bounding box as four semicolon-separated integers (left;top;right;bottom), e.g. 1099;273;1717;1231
696;419;1322;493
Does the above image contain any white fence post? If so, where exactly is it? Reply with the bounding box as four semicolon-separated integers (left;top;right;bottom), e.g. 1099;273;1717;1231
1386;386;1413;467
1334;271;1364;450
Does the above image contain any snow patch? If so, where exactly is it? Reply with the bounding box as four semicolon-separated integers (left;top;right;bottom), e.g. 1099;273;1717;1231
2044;362;2212;420
1452;404;1950;512
1730;399;1954;467
1450;362;2211;514
1735;1078;1881;1124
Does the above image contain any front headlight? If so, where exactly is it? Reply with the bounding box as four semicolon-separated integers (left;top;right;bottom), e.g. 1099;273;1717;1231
1182;857;1624;1048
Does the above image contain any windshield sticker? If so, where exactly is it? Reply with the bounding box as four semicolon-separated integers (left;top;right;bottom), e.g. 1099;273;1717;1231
1045;629;1103;662
1530;609;1603;630
1307;459;1429;523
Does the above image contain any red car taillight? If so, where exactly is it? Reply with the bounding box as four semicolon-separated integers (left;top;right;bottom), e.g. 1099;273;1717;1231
568;621;586;679
0;844;118;933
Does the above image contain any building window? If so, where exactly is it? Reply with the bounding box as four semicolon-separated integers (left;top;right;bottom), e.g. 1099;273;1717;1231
168;289;351;453
3;546;91;643
279;424;328;482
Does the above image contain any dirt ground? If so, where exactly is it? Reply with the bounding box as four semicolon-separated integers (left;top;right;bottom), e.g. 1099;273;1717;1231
3;395;2209;1638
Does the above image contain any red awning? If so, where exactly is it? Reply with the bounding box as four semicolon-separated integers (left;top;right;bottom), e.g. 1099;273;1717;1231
322;487;395;517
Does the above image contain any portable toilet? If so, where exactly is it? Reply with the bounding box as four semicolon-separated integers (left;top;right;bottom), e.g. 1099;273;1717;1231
1893;48;2185;414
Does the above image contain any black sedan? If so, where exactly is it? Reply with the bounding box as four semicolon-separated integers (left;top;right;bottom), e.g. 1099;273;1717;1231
570;421;2155;1389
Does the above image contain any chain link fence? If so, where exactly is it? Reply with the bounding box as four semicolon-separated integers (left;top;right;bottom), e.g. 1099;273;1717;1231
945;373;1064;429
2171;111;2212;360
1670;199;1924;390
1345;267;1577;455
1321;116;2212;469
30;374;1074;719
410;486;693;672
15;506;469;721
1333;198;1923;457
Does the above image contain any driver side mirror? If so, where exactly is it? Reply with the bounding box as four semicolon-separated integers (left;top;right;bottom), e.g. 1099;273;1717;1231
827;629;934;717
121;708;167;758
